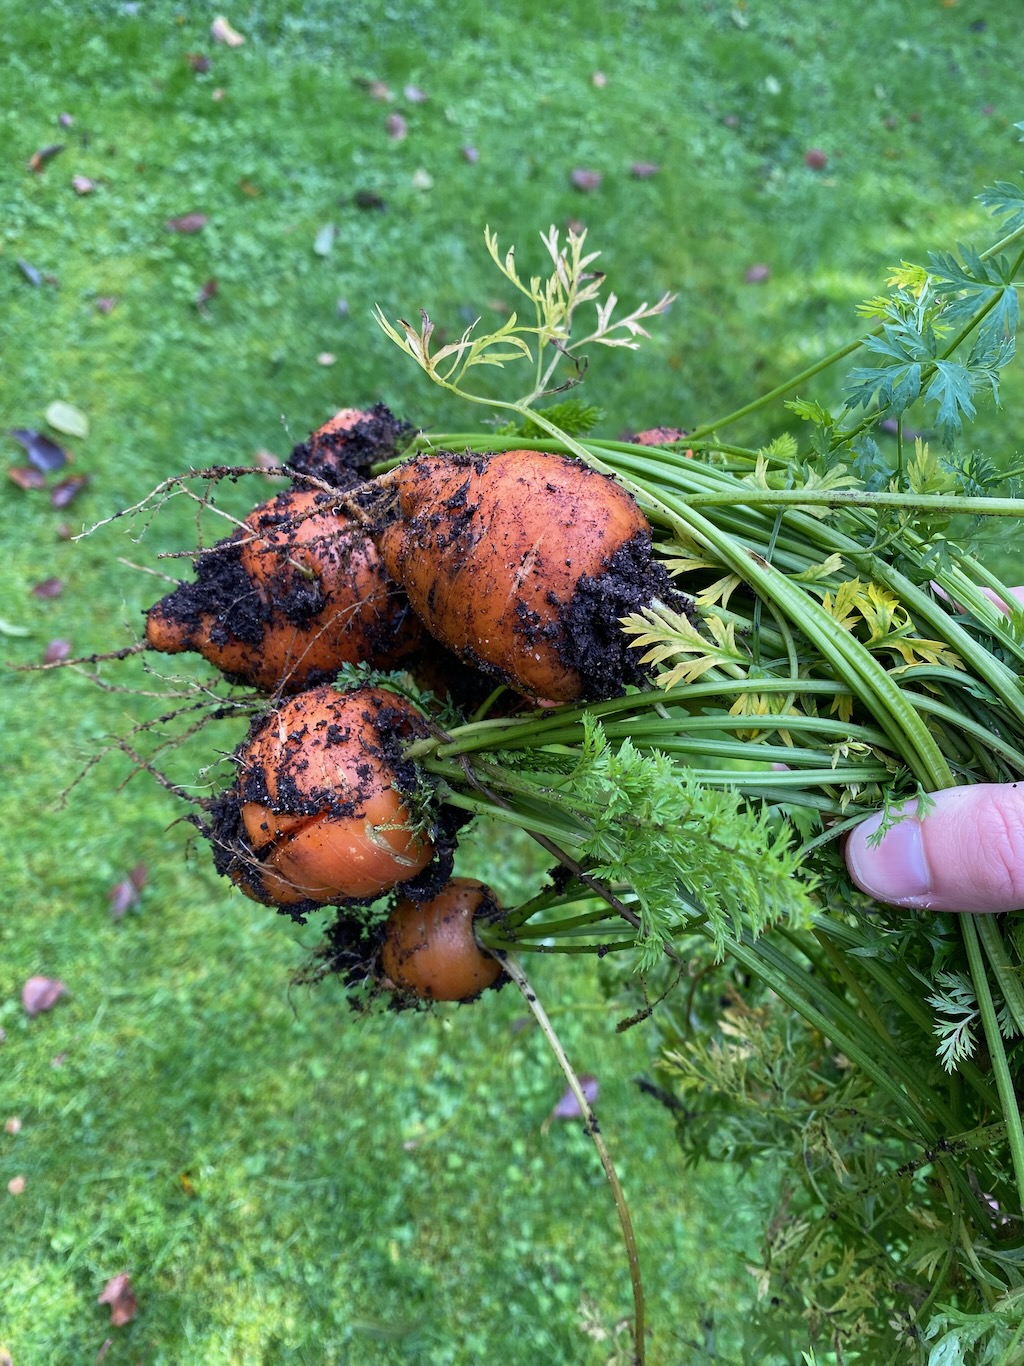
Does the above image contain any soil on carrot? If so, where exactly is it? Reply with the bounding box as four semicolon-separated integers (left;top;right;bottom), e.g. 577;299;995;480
203;689;459;917
287;402;414;490
144;488;421;691
553;532;693;699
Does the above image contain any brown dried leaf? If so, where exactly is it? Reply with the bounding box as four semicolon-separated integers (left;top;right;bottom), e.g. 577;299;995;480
98;1273;139;1327
51;474;89;508
42;639;72;665
165;213;208;234
28;144;65;173
195;277;218;312
32;578;65;599
8;467;47;491
386;112;407;141
368;80;392;101
21;975;68;1015
570;168;602;192
186;52;211;72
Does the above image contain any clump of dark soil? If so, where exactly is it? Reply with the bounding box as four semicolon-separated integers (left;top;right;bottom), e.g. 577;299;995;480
287;402;414;490
553;533;695;700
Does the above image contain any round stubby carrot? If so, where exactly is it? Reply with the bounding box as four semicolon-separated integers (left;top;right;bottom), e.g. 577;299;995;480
377;449;674;702
213;685;434;909
381;879;503;1002
144;488;421;692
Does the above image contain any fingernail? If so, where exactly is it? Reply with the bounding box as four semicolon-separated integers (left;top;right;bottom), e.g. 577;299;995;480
847;812;932;906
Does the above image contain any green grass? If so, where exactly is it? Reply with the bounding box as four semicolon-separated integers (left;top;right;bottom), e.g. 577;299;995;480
1;2;1023;1362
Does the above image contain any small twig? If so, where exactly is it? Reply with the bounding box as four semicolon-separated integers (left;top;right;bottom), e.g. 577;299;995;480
500;952;646;1366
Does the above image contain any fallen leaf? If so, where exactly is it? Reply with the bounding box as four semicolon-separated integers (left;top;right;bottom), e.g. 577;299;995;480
461;145;479;163
744;263;771;283
59;112;75;128
32;578;64;599
195;277;218;312
386;112;407;141
22;975;68;1015
28;144;65;173
71;175;96;195
8;467;47;491
16;258;43;286
210;15;244;46
8;428;68;472
43;639;72;665
570;168;602;192
186;52;211;72
165;213;208;233
551;1075;600;1119
804;147;828;170
404;84;428;103
7;1176;25;1196
368;80;392;101
4;1117;21;1134
51;1052;68;1068
51;474;89;508
94;296;118;314
211;87;225;101
352;189;386;210
109;864;147;920
313;223;336;257
630;161;659;179
591;71;607;88
238;178;260;196
411;168;433;190
316;352;336;366
98;1273;139;1327
46;401;89;438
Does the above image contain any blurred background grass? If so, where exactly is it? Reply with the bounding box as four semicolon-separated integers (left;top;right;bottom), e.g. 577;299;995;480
1;2;1022;1362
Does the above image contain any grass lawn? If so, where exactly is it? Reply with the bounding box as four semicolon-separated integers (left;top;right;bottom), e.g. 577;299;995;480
2;2;1023;1362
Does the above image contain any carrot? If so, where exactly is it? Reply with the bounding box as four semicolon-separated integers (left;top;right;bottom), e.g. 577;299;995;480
376;448;687;702
286;402;413;490
380;879;503;1001
145;487;422;692
210;685;436;911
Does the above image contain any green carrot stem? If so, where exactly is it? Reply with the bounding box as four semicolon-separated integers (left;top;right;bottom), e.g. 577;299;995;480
961;915;1024;1215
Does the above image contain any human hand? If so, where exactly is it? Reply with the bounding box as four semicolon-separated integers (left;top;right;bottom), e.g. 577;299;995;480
845;784;1024;913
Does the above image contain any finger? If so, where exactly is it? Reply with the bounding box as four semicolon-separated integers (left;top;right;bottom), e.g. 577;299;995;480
845;784;1024;914
931;582;1024;615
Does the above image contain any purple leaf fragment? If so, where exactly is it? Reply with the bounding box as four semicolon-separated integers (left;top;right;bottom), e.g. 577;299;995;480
8;428;69;472
551;1074;600;1119
22;976;68;1015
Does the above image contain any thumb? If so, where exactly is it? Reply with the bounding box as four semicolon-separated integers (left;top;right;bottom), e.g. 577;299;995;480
845;784;1024;914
